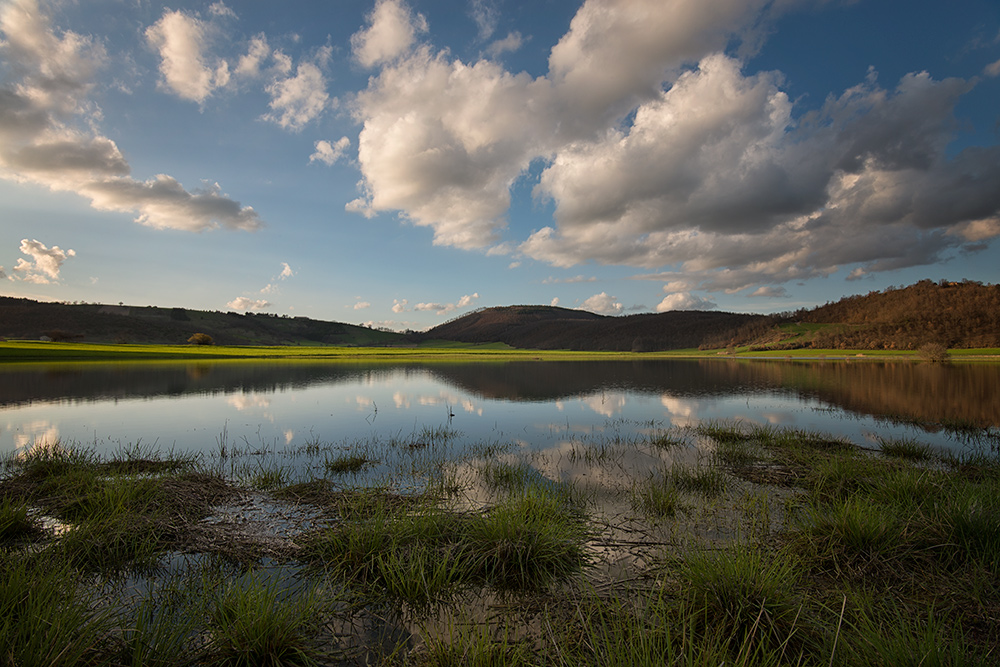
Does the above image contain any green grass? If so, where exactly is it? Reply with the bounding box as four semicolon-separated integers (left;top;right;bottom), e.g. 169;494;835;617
204;571;325;666
5;339;997;363
2;425;998;665
632;477;682;519
300;486;588;603
0;496;39;541
0;556;115;666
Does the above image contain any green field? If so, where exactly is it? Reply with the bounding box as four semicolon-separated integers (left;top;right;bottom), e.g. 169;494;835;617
2;340;998;363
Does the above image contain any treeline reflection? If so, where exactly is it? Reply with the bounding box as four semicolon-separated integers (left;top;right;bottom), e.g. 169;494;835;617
1;359;996;429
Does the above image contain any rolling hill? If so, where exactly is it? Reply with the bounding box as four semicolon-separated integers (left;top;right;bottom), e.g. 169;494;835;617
3;279;997;351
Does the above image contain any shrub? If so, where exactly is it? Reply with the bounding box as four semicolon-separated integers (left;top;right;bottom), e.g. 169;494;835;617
187;332;214;346
917;342;949;362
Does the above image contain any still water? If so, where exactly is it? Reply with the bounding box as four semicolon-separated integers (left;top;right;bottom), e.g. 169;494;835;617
2;358;998;461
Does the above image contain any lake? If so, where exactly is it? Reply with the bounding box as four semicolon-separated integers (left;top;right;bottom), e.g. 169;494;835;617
3;358;997;469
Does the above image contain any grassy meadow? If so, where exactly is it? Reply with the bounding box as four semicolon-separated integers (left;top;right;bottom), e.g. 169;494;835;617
2;418;998;665
2;338;999;363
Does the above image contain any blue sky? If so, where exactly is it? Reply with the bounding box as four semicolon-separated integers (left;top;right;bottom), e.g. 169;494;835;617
1;0;999;331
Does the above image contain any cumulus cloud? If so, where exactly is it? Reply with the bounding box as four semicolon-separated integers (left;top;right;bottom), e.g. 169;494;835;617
550;297;559;307
414;292;480;315
263;55;331;130
80;177;261;231
12;238;75;284
227;296;271;311
345;0;1000;296
391;298;408;313
578;292;622;315
750;286;788;298
353;301;371;310
310;137;351;165
348;44;555;248
278;262;294;279
0;1;261;233
146;9;231;104
655;292;717;312
351;0;428;68
487;32;523;58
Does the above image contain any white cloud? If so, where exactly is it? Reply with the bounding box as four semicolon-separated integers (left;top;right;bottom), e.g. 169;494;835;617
353;301;371;310
310;137;351;165
348;47;554;248
12;238;75;284
470;0;499;41
227;296;270;310
0;1;261;233
208;2;237;19
749;286;788;298
351;0;428;68
487;32;523;57
414;292;480;315
345;0;1000;296
145;9;231;104
457;292;479;308
550;297;560;307
655;292;717;312
391;298;408;313
278;262;294;279
235;34;273;78
522;57;1000;290
263;58;330;131
578;292;621;315
79;177;261;231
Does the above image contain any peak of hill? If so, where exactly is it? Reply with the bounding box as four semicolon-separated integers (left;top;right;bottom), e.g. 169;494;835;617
3;278;996;351
420;306;767;352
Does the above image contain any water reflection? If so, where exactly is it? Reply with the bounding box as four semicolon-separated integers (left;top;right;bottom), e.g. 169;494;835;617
1;359;997;457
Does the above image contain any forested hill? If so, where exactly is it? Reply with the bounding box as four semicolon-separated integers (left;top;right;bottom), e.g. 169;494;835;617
421;281;1000;352
0;297;402;346
417;305;770;352
789;280;1000;350
2;279;997;351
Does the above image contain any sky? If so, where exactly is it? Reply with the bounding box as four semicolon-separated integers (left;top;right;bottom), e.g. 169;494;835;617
1;0;999;331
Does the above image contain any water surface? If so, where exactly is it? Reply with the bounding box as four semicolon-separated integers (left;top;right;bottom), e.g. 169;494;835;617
3;359;996;462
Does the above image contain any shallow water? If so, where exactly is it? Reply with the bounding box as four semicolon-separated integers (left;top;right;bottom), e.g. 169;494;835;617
2;358;997;465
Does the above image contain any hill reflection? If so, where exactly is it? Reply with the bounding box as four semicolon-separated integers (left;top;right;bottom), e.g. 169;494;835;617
1;359;996;429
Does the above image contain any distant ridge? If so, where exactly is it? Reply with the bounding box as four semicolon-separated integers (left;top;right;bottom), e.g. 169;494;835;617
2;279;997;350
0;296;401;347
417;305;767;352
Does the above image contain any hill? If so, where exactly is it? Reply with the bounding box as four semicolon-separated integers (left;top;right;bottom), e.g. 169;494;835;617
737;279;1000;351
0;297;402;346
418;305;770;352
3;279;997;351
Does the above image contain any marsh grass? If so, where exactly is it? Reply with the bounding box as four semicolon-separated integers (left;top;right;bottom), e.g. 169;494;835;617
0;556;114;666
324;452;371;475
632;476;681;520
301;486;589;603
876;435;937;461
670;462;726;498
204;570;326;666
2;423;998;665
0;496;39;541
677;545;810;657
